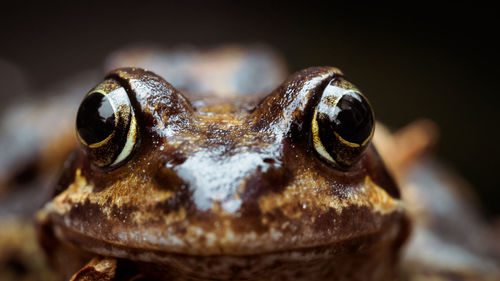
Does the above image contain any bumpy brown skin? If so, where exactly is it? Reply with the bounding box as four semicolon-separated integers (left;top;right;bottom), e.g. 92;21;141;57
36;67;409;280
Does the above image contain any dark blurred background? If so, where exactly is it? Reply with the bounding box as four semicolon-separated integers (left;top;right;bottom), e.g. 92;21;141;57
0;2;499;215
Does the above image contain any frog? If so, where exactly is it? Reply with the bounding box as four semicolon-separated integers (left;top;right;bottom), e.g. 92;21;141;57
35;65;409;281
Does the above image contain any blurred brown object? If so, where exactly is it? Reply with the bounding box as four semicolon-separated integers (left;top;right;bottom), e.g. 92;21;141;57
375;120;500;280
0;219;55;281
0;71;101;198
374;119;439;178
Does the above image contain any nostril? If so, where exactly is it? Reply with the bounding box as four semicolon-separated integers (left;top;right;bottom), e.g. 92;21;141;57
153;153;187;191
157;150;187;168
263;158;275;164
165;153;187;168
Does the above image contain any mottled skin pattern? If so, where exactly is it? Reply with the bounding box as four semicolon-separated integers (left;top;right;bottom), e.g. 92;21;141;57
36;67;408;280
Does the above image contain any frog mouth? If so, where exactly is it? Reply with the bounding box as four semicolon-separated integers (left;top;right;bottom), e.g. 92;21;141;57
49;214;407;259
46;218;407;280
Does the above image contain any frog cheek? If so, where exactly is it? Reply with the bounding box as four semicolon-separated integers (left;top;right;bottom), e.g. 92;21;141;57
76;79;139;169
311;78;375;168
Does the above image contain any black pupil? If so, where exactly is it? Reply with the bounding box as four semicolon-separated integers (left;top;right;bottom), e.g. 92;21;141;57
76;93;116;144
333;94;373;144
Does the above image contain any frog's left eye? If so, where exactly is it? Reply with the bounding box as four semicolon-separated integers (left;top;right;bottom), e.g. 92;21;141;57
312;78;374;168
76;79;138;168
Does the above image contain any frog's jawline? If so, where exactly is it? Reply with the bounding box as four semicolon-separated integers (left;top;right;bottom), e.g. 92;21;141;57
50;217;407;280
52;216;405;260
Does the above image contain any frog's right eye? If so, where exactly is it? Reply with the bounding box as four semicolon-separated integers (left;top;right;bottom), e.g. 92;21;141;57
76;79;138;169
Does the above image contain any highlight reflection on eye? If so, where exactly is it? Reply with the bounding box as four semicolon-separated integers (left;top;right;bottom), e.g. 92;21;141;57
312;77;374;168
76;79;138;168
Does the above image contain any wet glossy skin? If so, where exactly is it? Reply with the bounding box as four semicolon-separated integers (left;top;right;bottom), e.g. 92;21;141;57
37;67;408;280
